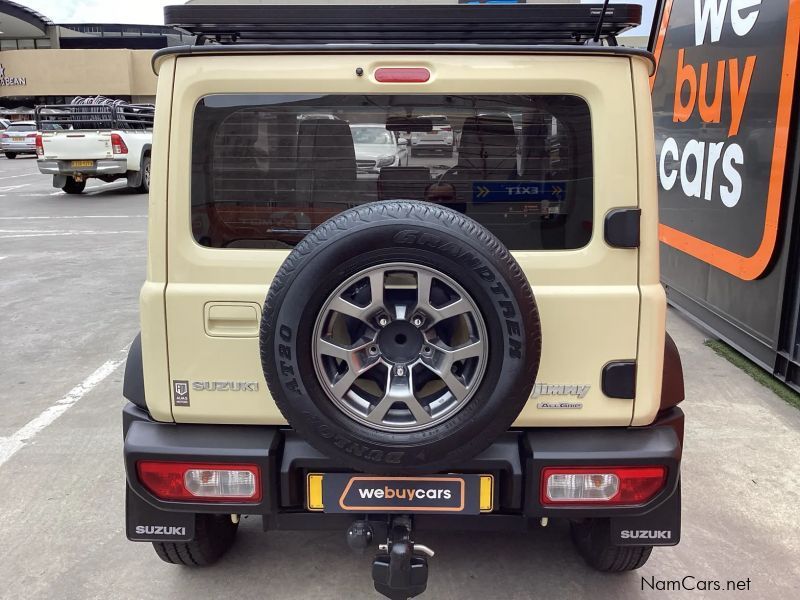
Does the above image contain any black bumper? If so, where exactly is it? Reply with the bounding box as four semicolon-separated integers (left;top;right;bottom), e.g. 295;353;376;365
123;404;683;544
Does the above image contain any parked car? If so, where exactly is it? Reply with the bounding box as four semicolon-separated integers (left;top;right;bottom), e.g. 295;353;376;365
35;101;153;194
351;123;409;174
410;115;454;156
2;121;39;158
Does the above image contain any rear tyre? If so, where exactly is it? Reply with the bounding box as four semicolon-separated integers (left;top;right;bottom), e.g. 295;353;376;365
62;177;86;195
570;519;653;572
135;154;151;194
5;152;16;159
152;514;238;567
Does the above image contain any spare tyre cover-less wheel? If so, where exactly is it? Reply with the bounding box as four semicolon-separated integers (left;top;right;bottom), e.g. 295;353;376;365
260;201;541;474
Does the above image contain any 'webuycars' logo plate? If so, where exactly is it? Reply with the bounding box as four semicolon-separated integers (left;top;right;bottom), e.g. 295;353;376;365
321;474;483;514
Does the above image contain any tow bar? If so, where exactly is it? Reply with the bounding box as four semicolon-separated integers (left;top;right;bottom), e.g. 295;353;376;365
346;516;432;600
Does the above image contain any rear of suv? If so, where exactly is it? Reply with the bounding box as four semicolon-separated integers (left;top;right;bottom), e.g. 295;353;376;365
122;4;684;599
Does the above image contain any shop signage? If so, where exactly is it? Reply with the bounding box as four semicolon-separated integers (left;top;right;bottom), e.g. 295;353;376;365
0;64;26;87
651;0;800;280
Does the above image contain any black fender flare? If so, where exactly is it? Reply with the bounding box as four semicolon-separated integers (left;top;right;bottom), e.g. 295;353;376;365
660;333;684;411
123;333;147;411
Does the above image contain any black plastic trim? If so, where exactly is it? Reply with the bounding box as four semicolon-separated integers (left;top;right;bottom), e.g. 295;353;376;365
661;333;685;411
122;404;682;529
123;404;280;514
151;44;655;75
602;360;637;399
122;333;147;411
524;407;683;518
605;208;641;248
279;430;523;511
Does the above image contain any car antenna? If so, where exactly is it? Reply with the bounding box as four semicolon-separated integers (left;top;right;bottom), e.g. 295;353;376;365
587;0;612;45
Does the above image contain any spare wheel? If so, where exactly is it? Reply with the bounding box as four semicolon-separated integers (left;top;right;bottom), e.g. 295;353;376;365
260;200;541;474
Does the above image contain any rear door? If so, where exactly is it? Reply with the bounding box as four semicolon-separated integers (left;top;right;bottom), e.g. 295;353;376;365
165;53;641;427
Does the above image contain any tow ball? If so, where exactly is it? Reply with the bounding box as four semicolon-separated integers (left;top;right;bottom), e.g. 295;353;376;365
346;517;433;600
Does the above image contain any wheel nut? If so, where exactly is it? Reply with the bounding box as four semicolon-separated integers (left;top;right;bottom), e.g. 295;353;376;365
422;346;431;355
369;346;379;356
378;317;389;327
395;365;405;376
412;317;423;327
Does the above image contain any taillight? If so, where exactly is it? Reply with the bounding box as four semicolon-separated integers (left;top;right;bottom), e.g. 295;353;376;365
374;67;431;83
1;133;8;139
35;134;44;156
137;461;261;502
540;466;666;506
441;126;452;132
110;133;128;155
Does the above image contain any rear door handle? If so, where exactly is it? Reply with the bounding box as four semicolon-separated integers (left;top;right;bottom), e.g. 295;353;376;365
204;302;261;338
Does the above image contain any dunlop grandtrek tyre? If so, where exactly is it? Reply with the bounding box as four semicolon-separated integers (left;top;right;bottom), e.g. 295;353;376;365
260;200;541;474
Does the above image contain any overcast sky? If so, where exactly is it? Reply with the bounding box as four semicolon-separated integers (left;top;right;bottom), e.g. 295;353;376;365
16;0;658;33
17;0;175;24
582;0;658;37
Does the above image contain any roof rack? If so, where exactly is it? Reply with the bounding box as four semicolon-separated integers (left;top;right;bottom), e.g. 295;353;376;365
163;3;642;47
35;103;155;131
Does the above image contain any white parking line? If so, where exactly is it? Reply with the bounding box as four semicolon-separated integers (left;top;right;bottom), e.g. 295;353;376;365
0;173;38;180
0;230;144;239
0;184;31;192
0;346;130;469
0;215;147;220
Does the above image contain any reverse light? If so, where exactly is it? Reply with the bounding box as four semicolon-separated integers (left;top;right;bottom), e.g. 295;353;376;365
110;133;128;155
374;67;431;83
35;134;44;156
541;466;666;506
137;461;261;502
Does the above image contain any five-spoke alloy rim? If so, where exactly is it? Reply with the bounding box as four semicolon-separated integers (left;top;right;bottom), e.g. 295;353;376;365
312;263;488;432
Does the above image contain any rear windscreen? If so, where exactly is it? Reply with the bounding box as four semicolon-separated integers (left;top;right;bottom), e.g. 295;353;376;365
7;124;35;132
191;94;593;251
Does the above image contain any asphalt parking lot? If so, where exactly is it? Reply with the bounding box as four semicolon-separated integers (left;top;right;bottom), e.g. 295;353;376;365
0;155;799;600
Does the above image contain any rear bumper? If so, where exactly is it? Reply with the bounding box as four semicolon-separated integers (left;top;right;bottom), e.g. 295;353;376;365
2;142;36;153
38;158;127;176
411;141;453;150
123;403;682;543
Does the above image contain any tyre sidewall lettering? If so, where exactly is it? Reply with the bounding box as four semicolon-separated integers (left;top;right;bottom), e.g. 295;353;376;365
392;228;523;360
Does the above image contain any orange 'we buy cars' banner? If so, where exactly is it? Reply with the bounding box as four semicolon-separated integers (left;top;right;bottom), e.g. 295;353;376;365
651;0;800;280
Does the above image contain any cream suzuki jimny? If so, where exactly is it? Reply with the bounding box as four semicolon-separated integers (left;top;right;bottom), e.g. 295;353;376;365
122;3;685;598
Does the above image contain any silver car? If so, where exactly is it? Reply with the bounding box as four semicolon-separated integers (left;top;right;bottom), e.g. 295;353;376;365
410;115;454;156
2;121;39;158
351;124;409;174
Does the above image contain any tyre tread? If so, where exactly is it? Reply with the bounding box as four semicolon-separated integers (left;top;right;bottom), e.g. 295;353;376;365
151;515;238;567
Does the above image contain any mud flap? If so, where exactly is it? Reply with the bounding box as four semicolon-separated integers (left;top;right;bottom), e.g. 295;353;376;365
126;487;195;542
610;481;681;546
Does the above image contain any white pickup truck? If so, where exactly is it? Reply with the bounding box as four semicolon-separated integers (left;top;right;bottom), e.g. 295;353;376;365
35;102;154;195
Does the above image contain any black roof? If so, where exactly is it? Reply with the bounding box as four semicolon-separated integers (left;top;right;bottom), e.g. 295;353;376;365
163;3;642;46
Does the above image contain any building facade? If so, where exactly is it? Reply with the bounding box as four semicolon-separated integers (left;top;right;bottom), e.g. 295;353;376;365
0;0;192;117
